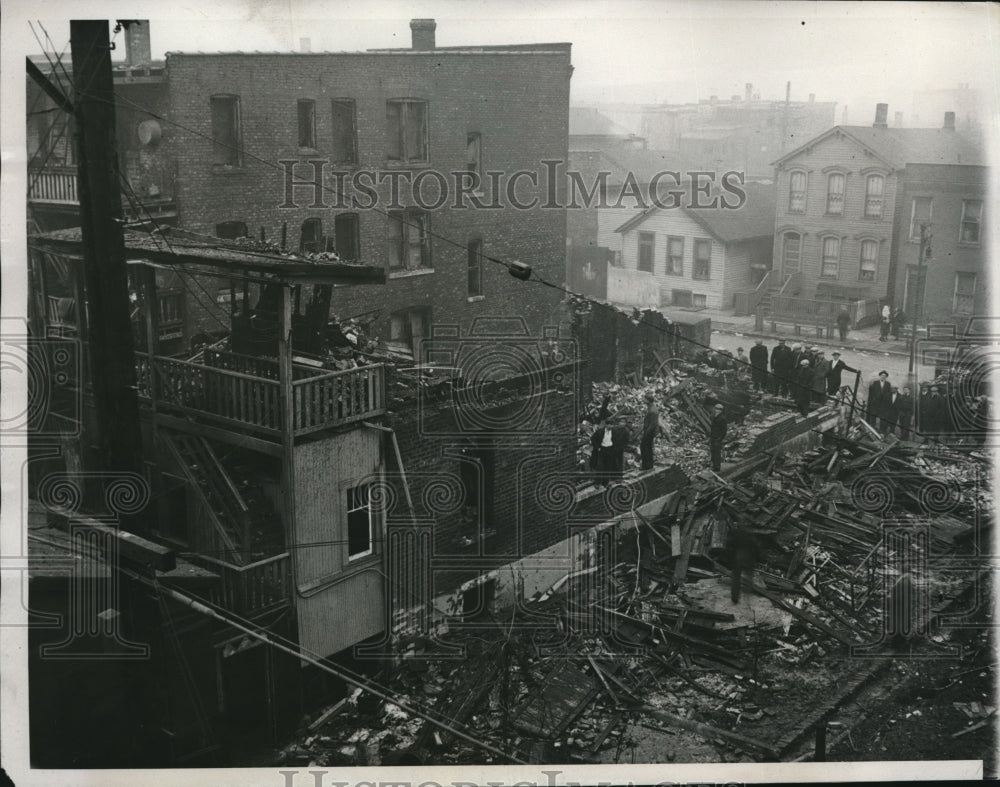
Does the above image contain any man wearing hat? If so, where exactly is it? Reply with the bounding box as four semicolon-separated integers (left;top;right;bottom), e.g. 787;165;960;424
811;349;831;405
770;337;793;397
826;351;856;395
590;406;630;484
709;403;727;472
749;338;769;392
794;358;814;416
639;391;660;471
867;370;893;432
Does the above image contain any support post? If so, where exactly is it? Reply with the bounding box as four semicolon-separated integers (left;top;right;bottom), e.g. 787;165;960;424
278;284;296;555
907;223;931;380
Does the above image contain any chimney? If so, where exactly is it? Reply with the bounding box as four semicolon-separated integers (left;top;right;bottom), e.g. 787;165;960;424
745;83;753;102
123;20;151;68
300;37;311;52
943;111;956;131
894;111;903;127
410;18;436;50
873;103;889;129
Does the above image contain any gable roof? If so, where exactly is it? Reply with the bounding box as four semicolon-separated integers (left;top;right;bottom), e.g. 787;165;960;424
772;124;986;169
614;182;776;243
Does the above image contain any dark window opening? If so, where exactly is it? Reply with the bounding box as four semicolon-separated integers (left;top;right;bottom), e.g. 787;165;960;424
210;95;241;167
347;483;374;560
388;210;431;271
386;99;428;163
300;218;323;254
331;99;357;164
298;99;316;149
330;213;360;261
215;221;248;239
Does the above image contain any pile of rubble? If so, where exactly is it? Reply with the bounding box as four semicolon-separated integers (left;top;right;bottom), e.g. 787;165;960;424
279;421;989;767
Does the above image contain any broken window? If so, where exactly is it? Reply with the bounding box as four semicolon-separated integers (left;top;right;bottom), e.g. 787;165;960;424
959;199;982;245
859;239;878;281
347;483;374;561
300;218;323;254
864;174;884;218
468;238;483;297
331;99;357;164
386;99;428;163
638;232;655;273
330;213;360;261
693;239;711;280
389;306;431;358
387;210;431;271
297;99;316;149
210;95;241;167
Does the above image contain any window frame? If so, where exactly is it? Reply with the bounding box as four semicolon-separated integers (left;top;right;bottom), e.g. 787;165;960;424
666;236;684;275
781;231;802;273
909;196;933;242
959;199;983;246
858;238;878;282
692;238;712;280
864;174;885;219
387;209;432;273
692;293;707;308
346;483;375;562
331;98;358;165
386;98;429;164
638;232;656;273
788;170;807;214
819;235;841;279
300;217;323;254
330;213;361;261
953;272;977;314
210;94;242;168
466;132;483;187
826;172;846;215
388;306;431;357
297;98;317;150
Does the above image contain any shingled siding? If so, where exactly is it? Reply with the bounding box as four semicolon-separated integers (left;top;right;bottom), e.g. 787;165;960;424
164;49;571;340
773;130;898;300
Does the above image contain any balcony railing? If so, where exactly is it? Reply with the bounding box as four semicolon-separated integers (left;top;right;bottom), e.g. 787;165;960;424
193;552;292;616
28;166;77;204
135;351;385;436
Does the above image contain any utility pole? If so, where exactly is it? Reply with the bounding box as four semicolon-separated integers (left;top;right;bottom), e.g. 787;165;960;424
781;81;791;153
71;20;145;522
907;222;932;380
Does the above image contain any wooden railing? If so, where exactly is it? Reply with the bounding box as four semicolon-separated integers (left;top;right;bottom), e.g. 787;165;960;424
292;364;384;434
28;166;77;203
194;552;292;616
733;270;773;315
136;352;385;436
204;348;323;381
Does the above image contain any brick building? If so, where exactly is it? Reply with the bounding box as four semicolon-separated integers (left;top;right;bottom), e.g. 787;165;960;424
770;103;988;320
163;19;572;353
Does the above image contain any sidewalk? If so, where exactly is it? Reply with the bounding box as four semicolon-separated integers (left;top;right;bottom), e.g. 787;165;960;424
683;307;914;358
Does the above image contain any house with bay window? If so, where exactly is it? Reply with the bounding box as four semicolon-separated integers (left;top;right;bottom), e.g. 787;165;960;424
771;104;989;322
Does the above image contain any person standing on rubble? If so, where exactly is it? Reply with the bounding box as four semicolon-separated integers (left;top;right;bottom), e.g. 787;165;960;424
770;338;792;396
794;358;813;416
726;526;760;604
920;385;946;437
640;392;660;471
867;370;893;432
894;385;914;440
709;403;727;472
749;339;768;392
826;351;855;395
811;349;830;405
606;411;631;480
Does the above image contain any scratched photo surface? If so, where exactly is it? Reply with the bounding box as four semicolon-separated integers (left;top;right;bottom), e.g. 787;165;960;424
2;1;997;785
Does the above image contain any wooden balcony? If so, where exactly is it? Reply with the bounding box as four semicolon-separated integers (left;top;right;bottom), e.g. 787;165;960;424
194;552;292;616
28;166;77;204
135;349;385;437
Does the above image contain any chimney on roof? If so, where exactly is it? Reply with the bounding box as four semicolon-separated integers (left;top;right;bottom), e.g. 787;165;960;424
123;20;151;68
943;111;956;131
300;37;311;52
410;18;436;50
745;83;753;102
873;103;889;129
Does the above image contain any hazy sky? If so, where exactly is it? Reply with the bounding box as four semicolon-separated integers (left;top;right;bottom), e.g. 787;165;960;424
13;1;1000;124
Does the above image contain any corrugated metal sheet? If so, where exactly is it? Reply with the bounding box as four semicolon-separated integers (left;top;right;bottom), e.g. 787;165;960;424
293;429;385;657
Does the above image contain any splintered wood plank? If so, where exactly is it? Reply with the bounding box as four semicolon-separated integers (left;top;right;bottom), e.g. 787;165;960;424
512;660;600;739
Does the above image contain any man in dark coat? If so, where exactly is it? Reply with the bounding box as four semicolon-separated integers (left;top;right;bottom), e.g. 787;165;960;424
836;309;851;342
709;403;727;472
794;358;813;416
727;526;760;604
639;392;659;471
826;351;856;395
749;339;769;392
811;350;831;404
894;385;914;440
920;385;946;437
770;338;793;396
867;370;893;432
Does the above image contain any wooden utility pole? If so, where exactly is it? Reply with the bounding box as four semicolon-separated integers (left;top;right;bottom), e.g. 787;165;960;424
71;20;145;516
907;223;932;379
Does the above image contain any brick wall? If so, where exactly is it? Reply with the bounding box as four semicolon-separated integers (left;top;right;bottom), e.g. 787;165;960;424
164;47;571;342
